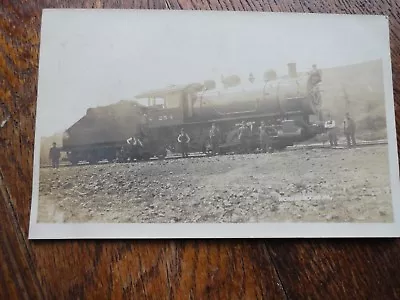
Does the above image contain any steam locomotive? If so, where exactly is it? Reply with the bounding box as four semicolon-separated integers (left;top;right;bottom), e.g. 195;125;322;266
61;63;324;164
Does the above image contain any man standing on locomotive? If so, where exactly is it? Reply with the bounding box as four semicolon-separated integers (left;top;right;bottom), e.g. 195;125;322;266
209;123;220;156
177;128;190;158
309;64;322;84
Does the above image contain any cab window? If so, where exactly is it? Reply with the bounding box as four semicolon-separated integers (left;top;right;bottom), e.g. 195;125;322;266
165;92;182;109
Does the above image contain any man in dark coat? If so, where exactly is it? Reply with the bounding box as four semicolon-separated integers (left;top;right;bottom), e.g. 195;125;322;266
126;136;144;161
343;113;356;147
49;142;61;168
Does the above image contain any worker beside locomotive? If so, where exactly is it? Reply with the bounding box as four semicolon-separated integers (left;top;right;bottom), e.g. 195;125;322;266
177;128;191;158
208;123;221;156
60;63;327;165
259;121;272;153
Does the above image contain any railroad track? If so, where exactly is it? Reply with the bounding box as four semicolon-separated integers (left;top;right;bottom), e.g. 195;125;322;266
287;139;388;151
40;139;388;169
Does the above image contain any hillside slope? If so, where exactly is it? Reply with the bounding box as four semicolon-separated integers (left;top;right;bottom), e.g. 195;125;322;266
319;59;387;134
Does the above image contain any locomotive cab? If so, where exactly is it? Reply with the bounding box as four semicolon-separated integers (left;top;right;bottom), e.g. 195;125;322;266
134;83;205;156
135;82;204;126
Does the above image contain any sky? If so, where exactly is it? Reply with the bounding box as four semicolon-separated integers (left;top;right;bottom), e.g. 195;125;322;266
36;9;390;136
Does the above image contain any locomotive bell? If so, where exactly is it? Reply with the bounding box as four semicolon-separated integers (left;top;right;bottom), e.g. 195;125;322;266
287;62;297;78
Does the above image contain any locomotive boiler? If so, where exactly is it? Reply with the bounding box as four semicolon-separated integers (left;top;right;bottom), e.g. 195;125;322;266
61;63;324;164
136;62;323;155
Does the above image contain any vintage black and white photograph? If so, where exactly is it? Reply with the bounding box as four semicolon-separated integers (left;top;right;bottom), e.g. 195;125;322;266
29;9;400;239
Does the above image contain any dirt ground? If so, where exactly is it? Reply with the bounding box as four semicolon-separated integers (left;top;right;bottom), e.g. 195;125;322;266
37;144;394;223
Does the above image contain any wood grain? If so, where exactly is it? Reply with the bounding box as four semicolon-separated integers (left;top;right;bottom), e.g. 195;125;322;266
1;0;400;299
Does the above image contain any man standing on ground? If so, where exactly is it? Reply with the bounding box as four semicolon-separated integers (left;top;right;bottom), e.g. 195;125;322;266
325;114;338;147
127;136;144;161
177;128;190;158
209;123;220;156
238;121;251;154
259;121;271;153
49;142;61;168
343;112;356;147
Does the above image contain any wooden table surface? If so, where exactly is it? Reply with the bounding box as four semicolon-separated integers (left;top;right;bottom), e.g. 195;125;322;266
1;1;400;299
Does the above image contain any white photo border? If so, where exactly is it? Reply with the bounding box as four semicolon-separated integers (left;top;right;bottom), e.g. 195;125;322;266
29;10;400;239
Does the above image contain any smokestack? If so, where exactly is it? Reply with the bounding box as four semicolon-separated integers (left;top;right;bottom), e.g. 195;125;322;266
287;62;297;78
